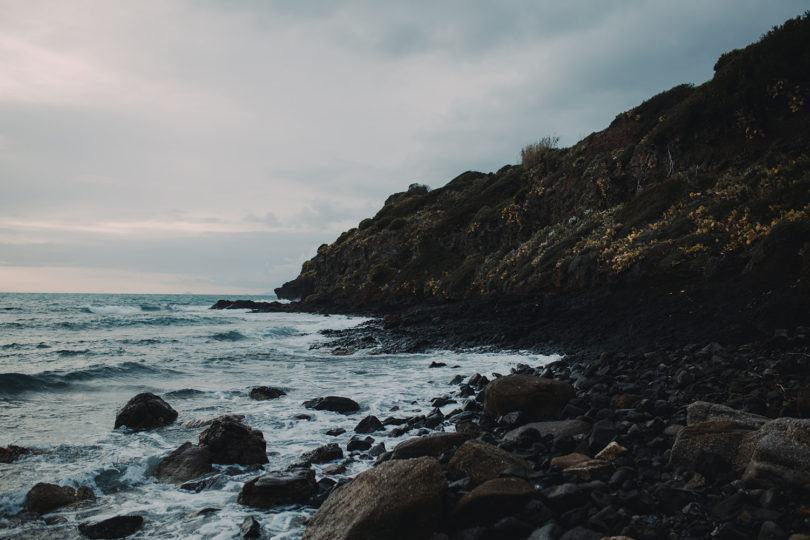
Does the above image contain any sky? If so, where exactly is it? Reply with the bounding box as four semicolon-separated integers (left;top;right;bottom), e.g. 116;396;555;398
0;1;806;294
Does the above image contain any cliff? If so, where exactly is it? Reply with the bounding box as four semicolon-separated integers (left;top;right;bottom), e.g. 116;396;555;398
276;14;810;315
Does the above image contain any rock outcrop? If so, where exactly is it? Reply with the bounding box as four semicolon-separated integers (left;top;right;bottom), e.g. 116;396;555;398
24;482;94;514
303;396;360;414
238;468;318;509
198;416;268;465
114;392;178;431
154;442;213;484
303;457;446;540
447;439;532;484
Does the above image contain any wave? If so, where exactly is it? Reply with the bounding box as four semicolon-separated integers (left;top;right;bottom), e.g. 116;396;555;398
79;305;147;315
262;326;299;338
163;388;207;398
57;316;202;331
0;362;182;395
56;349;91;357
1;343;24;350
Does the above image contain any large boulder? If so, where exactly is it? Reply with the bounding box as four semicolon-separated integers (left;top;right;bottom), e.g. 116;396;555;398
686;401;769;429
154;442;213;484
24;483;94;514
238;468;318;509
451;477;536;526
303;396;360;414
249;387;286;400
391;432;471;460
199;417;268;465
78;515;144;539
484;375;574;418
303;457;446;540
354;415;385;434
448;439;532;484
741;418;810;489
114;392;178;431
668;421;757;469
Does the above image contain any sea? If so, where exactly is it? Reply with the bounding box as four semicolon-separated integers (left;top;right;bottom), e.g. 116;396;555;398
0;293;559;539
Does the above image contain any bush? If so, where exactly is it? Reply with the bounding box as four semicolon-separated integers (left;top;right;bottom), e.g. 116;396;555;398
521;136;560;167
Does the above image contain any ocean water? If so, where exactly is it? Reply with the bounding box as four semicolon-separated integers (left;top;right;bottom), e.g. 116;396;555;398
0;293;559;539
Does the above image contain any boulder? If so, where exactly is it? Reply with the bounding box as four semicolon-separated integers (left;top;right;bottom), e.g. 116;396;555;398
199;417;268;465
669;421;757;469
391;432;471;460
687;401;769;429
484;375;574;418
354;415;385;434
78;515;144;539
114;392;178;431
154;442;213;484
504;419;591;445
249;387;286;400
301;443;343;465
448;440;532;484
303;456;446;540
347;436;373;452
452;477;535;526
240;516;261;538
303;396;360;414
238;468;317;509
741;418;810;489
0;445;29;463
24;482;94;514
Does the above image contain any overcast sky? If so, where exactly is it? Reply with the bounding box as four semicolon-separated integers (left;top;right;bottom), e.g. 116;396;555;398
0;1;806;294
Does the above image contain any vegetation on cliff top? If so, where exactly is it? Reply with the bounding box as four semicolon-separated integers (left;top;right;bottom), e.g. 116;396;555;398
277;13;810;308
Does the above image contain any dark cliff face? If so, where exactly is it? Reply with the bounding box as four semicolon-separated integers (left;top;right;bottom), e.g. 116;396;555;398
276;13;810;309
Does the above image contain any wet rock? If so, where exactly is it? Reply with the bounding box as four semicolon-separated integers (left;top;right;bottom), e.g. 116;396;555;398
587;419;616;452
199;417;268;465
369;442;387;457
238;468;318;508
302;443;343;464
78;515;144;539
742;418;810;488
354;415;385;434
303;396;360;414
451;477;536;527
114;392;178;431
249;386;286;400
558;526;603;540
391;432;471;460
326;428;346;436
240;516;261;538
24;482;94;514
429;361;447;368
154;442;213;484
303;457;446;540
687;401;769;429
503;419;591;445
0;445;29;463
347;436;373;452
484;375;575;418
758;520;786;540
448;440;532;484
668;421;757;469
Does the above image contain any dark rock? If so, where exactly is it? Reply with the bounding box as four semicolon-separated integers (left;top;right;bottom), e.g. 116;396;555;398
354;415;385;433
490;516;534;540
303;396;360;414
741;418;810;488
302;443;343;464
484;375;575;418
199;417;268;465
448;440;532;484
587;419;616;452
452;477;535;527
558;526;604;540
347;436;373;452
24;482;94;514
391;432;471;460
431;396;456;407
429;361;447;368
114;392;178;431
78;515;144;539
238;468;318;508
240;516;261;538
303;457;446;540
503;419;590;445
326;428;346;436
0;445;29;463
154;442;213;484
687;401;768;429
369;442;387;457
668;421;756;469
758;520;786;540
249;386;286;400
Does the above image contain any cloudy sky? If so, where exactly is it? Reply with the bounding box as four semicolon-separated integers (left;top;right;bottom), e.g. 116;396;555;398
0;1;805;294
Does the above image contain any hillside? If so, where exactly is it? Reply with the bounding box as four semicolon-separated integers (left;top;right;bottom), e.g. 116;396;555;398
276;14;810;320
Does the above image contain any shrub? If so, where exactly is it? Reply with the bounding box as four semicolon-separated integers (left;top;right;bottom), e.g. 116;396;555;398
521;136;560;167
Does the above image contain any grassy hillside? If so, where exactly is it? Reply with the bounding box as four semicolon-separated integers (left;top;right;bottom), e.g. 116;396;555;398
277;13;810;309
